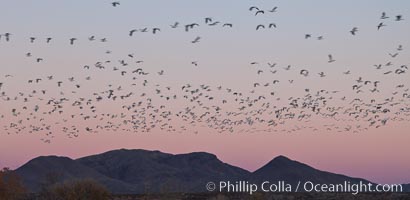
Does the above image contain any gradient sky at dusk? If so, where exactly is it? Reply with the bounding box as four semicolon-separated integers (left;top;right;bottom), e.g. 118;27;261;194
1;0;410;184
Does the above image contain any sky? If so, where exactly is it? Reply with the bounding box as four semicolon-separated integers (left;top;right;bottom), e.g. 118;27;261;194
0;0;410;184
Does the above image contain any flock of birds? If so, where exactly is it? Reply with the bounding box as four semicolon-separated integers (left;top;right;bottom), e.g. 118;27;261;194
0;3;409;143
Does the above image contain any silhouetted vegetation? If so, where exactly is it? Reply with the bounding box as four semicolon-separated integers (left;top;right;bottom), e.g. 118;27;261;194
39;171;63;195
0;167;27;200
39;179;111;200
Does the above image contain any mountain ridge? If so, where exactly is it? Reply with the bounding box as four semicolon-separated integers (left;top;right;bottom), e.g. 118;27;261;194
14;149;408;194
249;154;374;193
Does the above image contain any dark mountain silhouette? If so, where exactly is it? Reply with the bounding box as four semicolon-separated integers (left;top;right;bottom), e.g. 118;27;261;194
250;155;372;189
14;149;408;194
15;155;139;194
77;149;249;192
16;149;249;194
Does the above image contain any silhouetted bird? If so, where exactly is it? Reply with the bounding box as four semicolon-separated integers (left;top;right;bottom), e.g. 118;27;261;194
69;38;77;45
350;27;358;35
129;29;137;36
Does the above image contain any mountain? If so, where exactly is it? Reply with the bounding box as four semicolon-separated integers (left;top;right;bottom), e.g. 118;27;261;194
15;149;249;194
250;155;372;190
15;149;407;194
77;149;249;192
14;155;138;194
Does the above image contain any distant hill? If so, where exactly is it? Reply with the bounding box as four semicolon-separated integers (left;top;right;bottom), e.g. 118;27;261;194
16;149;249;194
250;155;372;191
14;149;407;194
77;149;249;193
14;155;139;194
